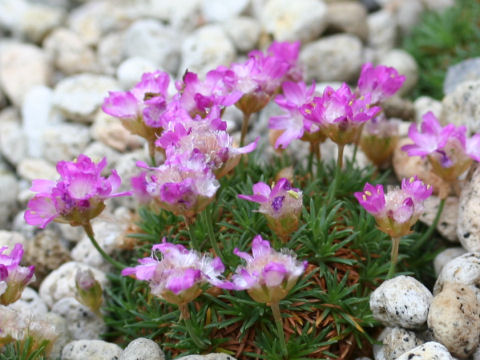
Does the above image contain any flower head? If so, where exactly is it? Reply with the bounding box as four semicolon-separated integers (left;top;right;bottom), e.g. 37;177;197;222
357;63;405;104
360;115;400;167
355;177;433;238
25;155;130;228
0;244;35;306
221;235;306;303
122;239;225;305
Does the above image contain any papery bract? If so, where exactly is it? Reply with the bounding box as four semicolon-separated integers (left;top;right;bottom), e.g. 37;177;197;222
357;63;405;104
360;115;400;167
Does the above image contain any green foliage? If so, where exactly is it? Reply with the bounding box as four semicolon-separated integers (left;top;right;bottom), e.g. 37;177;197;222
104;151;439;359
403;0;480;99
0;337;50;360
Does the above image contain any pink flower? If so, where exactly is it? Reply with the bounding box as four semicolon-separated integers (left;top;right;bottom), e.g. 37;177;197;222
355;176;433;238
122;239;225;305
220;235;307;303
25;155;130;228
357;63;406;104
267;41;302;83
131;151;219;218
0;244;35;305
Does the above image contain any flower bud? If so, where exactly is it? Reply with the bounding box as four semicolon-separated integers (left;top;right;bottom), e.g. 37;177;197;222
75;269;103;314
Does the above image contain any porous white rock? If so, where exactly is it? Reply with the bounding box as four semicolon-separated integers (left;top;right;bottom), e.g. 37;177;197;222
62;340;123;360
52;297;106;340
0;170;19;227
0;43;51;106
97;32;125;76
419;196;458;243
42;123;91;163
116;57;157;90
17;158;57;181
379;49;418;96
300;34;363;82
123;19;181;75
443;58;480;95
428;283;480;358
201;0;250;22
9;287;48;316
422;0;454;12
414;96;442;123
52;74;120;122
457;164;480;251
120;338;165;360
0;111;27;165
39;261;108;308
180;25;235;77
369;275;432;329
261;0;327;43
395;342;453;360
434;253;480;295
441;80;480;134
367;10;397;55
18;3;65;43
326;2;368;40
223;17;261;52
390;0;425;36
0;230;26;249
377;327;423;360
83;142;120;169
434;247;468;276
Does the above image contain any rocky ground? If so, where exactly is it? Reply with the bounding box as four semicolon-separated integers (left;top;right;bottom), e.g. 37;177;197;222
4;0;480;359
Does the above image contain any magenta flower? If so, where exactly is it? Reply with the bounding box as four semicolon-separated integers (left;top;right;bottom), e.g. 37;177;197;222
267;41;302;83
0;244;35;306
131;151;219;218
238;178;303;240
357;63;406;104
220;235;307;303
122;239;225;305
355;176;432;238
25;155;130;229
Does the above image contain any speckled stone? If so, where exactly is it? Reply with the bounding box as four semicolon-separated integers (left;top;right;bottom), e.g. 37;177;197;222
434;247;468;276
428;283;480;358
444;58;480;95
420;196;459;243
457;164;480;251
441;80;480;134
370;275;433;329
395;342;453;360
61;340;122;360
414;96;443;124
378;327;423;360
176;355;237;360
120;338;165;360
434;252;480;296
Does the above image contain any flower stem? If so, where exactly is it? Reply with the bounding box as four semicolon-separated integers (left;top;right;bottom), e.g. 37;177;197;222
414;198;446;251
148;140;156;167
271;301;288;357
202;209;224;263
83;223;125;270
386;236;401;279
337;144;345;170
240;112;251;147
179;304;206;349
328;144;345;203
183;216;197;250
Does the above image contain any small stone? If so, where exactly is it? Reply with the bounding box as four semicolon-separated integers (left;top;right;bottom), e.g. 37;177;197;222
370;275;432;329
56;223;85;244
123;19;181;75
19;3;65;43
382;96;415;121
180;25;235;77
43;28;97;75
444;58;480;95
0;43;51;106
117;57;157;90
61;340;123;360
420;196;458;243
52;297;106;340
378;327;423;360
379;49;418;96
441;80;480;134
434;253;480;296
389;0;425;36
83;142;120;169
414;96;442;123
45;312;72;360
52;74;120;122
120;338;165;360
300;34;363;83
223;16;261;53
9;287;48;316
326;2;368;41
0;230;26;249
42;123;91;163
201;0;249;22
149;0;203;33
395;342;453;360
360;0;381;12
428;283;480;358
457;164;480;252
17;158;57;181
113;150;148;209
367;10;397;54
261;0;327;43
39;261;108;308
97;31;125;76
434;247;467;276
0;170;19;227
0;109;27;165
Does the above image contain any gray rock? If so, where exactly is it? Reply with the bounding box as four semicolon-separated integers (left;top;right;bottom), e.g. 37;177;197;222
201;0;250;22
116;57;157;90
39;261;108;308
123;19;181;75
367;10;397;54
457;164;480;251
61;340;123;360
261;0;327;43
0;109;27;165
370;275;432;329
17;158;57;181
395;342;453;360
223;16;261;53
9;287;48;316
44;28;97;75
148;0;203;32
52;74;120;122
45;312;72;360
52;297;106;340
120;338;165;360
0;43;51;106
414;96;442;124
420;196;458;243
42;123;91;163
97;31;126;76
434;253;480;296
180;25;235;77
326;2;368;41
441;80;480;134
300;34;363;82
378;327;423;360
444;58;480;95
379;49;418;96
0;170;19;227
434;247;468;276
428;283;480;358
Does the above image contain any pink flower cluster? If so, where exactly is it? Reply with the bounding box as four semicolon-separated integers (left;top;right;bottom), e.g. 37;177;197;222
269;63;405;149
0;244;35;306
25;155;130;228
355;176;432;238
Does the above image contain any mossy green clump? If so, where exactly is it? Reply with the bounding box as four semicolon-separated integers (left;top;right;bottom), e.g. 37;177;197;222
403;0;480;99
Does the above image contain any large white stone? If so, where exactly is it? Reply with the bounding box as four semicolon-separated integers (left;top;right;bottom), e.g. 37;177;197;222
434;247;467;276
434;252;480;296
120;338;165;360
457;164;480;251
62;340;123;360
201;0;250;22
379;49;418;96
42;123;91;163
116;57;157;90
441;80;480;134
395;342;453;360
223;17;261;52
